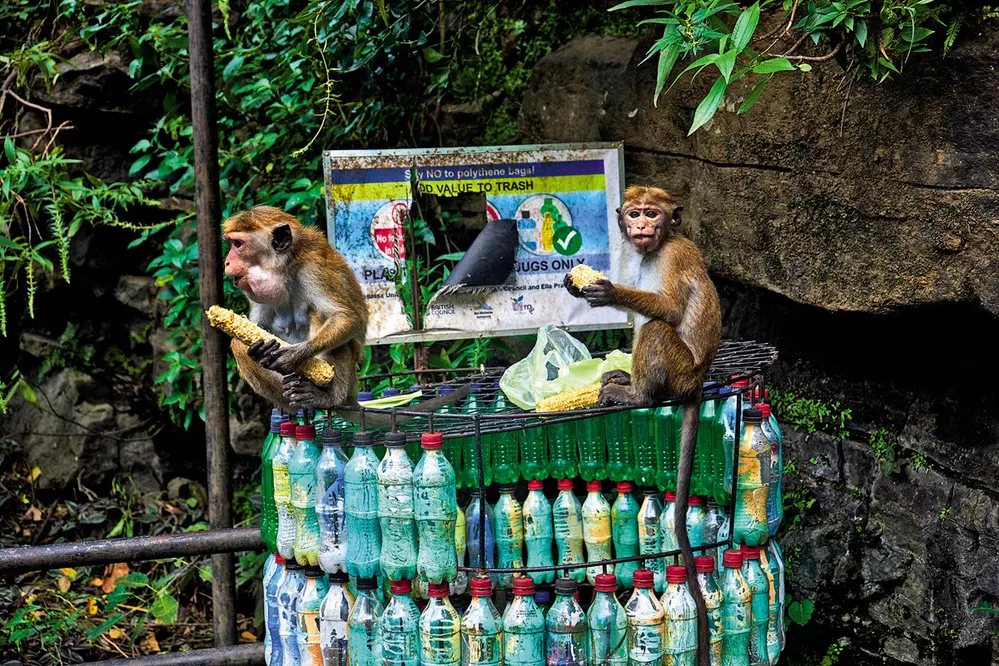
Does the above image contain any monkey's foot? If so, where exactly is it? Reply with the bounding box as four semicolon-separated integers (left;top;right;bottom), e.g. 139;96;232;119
598;382;629;406
601;370;632;386
282;373;337;410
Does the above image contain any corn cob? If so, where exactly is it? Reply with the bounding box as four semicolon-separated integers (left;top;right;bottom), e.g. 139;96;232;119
205;305;335;385
537;383;601;412
567;264;606;290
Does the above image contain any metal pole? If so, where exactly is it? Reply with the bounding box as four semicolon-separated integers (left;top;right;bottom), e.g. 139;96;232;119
0;528;263;576
94;643;264;666
185;0;235;647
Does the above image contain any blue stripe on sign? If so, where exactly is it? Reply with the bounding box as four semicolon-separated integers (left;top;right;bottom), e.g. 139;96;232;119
329;160;606;185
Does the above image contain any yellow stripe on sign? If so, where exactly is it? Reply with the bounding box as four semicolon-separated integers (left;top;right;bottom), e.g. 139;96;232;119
329;174;607;201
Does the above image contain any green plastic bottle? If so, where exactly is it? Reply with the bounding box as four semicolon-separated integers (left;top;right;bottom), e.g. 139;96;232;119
457;384;489;490
576;415;606;481
632;408;656;487
694;401;720;498
490;381;520;485
654;406;679;492
261;409;285;553
437;387;462;476
548;420;578;480
520;426;548;482
605;410;634;482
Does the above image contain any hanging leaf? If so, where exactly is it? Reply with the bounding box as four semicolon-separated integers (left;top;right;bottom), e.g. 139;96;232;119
738;78;769;114
752;58;797;74
716;49;738;82
788;599;815;625
688;76;728;135
732;3;761;52
654;43;681;106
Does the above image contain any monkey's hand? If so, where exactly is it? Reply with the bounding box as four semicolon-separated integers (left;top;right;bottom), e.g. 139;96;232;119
249;339;311;375
283;373;338;410
563;273;585;299
582;279;618;307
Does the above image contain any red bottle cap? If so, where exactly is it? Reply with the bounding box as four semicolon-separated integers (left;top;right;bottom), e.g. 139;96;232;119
723;551;744;568
688;496;703;506
764;389;770;399
512;576;535;595
731;378;750;388
666;565;687;583
695;556;715;572
279;421;297;436
633;569;654;588
758;404;772;418
427;582;450;597
557;479;573;491
296;424;315;440
470;576;493;596
616;481;633;493
528;480;544;490
274;555;286;564
390;579;412;594
665;491;677;501
594;573;617;592
586;481;602;492
421;432;444;449
741;546;761;560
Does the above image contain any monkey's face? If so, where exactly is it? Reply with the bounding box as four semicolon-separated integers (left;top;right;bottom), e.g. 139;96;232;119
623;204;669;253
224;224;293;304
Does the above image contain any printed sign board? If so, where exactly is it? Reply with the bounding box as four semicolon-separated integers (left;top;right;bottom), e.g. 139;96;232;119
323;143;630;344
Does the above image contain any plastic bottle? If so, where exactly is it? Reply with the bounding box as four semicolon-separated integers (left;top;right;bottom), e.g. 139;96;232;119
466;490;496;579
605;410;635;482
291;424;322;566
263;554;285;666
381;579;421;666
552;479;586;582
612;482;640;587
298;566;331;666
316;427;349;574
319;571;353;666
632;408;657;487
721;381;751;498
277;560;306;666
421;582;462;666
458;384;489;489
414;431;458;583
721;551;752;666
502;576;546;666
701;501;726;574
757;547;780;666
491;382;521;485
549;417;579;480
262;410;284;553
437;387;462;474
494;485;525;589
685;496;707;561
587;573;628;666
763;541;786;654
659;565;697;666
733;409;770;547
577;415;607;481
624;569;665;666
659;492;679;563
345;430;382;578
523;480;556;585
695;556;725;666
741;546;769;666
757;404;783;538
715;509;732;578
463;576;503;666
454;506;469;595
347;577;384;666
637;488;664;594
274;421;299;561
521;427;548;482
692;401;720;498
582;481;614;584
654;406;678;492
546;577;588;666
377;431;418;581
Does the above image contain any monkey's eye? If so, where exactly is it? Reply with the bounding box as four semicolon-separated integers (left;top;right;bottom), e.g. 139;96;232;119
645;209;659;218
628;210;642;218
230;239;244;249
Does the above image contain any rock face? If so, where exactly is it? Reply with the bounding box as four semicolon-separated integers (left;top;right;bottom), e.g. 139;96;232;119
521;33;999;315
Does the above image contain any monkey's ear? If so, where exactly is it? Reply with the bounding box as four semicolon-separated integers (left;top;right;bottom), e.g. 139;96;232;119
671;206;683;225
271;224;293;253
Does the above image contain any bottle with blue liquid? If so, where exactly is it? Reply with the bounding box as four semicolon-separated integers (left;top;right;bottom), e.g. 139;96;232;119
377;431;418;581
277;560;307;666
345;430;382;578
263;554;285;666
467;490;496;579
316;426;349;574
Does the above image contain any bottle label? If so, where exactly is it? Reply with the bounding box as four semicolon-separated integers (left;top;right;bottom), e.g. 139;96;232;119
627;624;664;662
421;628;460;665
383;629;419;664
273;463;291;502
504;630;545;665
463;632;501;665
722;601;750;634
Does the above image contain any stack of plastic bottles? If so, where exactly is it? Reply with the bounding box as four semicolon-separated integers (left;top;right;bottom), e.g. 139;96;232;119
258;376;789;666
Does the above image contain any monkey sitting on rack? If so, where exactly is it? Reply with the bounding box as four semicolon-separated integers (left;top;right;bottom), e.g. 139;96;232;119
569;186;720;666
222;206;464;423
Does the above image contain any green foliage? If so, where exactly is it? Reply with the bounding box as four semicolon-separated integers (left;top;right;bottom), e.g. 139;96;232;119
869;427;931;475
788;597;815;625
610;0;994;133
939;504;951;520
770;390;852;439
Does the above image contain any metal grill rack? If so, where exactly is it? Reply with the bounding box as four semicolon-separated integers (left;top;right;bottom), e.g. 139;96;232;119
338;339;779;579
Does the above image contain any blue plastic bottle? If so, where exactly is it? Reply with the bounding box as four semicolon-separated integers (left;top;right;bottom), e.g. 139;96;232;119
344;431;382;578
721;551;752;666
588;573;628;666
758;404;783;538
316;427;349;574
377;431;418;580
277;561;306;666
263;554;285;666
685;496;707;563
466;490;496;580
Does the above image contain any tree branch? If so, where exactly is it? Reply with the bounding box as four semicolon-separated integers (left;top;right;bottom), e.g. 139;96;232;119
785;42;843;61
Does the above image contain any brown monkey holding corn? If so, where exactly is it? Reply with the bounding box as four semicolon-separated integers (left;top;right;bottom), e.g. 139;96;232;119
566;186;720;666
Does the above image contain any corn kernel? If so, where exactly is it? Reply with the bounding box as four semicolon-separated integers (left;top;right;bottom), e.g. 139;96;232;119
537;384;601;412
568;264;606;289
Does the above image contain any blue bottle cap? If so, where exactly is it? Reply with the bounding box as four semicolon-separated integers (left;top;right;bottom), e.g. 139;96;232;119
383;388;400;397
357;391;374;402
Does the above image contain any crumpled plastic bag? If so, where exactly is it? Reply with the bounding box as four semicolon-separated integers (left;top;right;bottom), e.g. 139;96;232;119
499;325;632;410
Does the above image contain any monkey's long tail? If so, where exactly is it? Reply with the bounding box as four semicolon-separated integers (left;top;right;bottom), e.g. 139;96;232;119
335;384;470;430
675;395;712;666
